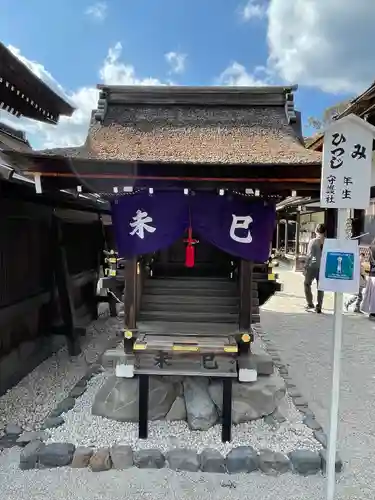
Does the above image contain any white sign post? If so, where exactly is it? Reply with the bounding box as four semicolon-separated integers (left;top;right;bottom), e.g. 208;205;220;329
320;114;375;500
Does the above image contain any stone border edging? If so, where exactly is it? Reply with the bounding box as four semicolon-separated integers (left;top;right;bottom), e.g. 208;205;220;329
257;324;343;475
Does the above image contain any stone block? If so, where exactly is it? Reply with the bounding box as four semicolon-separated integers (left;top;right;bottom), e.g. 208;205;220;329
289;449;322;475
165;396;186;421
19;440;45;470
42;416;64;430
92;376;177;422
71;447;94;468
319;449;343;473
303;415;322;431
5;423;23;436
184;378;218;430
90;447;112;472
134;449;165;469
250;353;274;376
69;386;87;398
49;398;75;417
200;448;226;473
17;431;49;447
166;448;200;472
110;445;133;469
226;446;259;474
209;375;285;424
258;449;290;475
38;443;75;467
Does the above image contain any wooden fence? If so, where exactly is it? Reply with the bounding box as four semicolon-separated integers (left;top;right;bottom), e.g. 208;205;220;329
0;193;108;394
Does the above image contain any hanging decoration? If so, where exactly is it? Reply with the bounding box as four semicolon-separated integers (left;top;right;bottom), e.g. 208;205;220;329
184;226;199;268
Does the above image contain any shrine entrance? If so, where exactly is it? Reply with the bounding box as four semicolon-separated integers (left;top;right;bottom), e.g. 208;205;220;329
152;233;233;278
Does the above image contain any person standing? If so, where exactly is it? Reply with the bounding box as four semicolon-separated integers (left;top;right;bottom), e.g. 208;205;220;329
344;254;366;313
304;223;326;313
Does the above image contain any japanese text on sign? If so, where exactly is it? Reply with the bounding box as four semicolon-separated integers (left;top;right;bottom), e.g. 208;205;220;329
320;116;373;209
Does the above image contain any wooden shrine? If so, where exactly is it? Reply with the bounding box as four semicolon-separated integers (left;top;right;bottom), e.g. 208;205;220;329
3;84;322;441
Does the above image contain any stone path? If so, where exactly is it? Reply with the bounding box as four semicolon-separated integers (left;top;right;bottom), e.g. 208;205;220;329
262;265;375;499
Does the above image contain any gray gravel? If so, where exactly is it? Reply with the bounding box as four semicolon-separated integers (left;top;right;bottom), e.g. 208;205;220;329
0;268;372;499
261;264;375;499
0;314;121;433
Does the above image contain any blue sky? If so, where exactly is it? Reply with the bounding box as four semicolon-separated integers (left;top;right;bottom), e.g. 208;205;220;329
0;0;372;149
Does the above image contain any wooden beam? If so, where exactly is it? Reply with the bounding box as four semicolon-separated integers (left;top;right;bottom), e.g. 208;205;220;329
124;258;137;329
239;260;253;331
51;215;81;356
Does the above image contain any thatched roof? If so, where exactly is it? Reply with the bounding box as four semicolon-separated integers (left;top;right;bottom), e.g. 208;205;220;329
37;85;321;166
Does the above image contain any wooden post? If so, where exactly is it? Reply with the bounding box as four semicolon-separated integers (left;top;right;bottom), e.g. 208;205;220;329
284;218;288;254
239;260;253;330
352;209;365;238
125;257;137;329
276;220;280;251
138;374;149;439
51;215;80;356
221;378;232;443
295;209;301;259
325;208;337;238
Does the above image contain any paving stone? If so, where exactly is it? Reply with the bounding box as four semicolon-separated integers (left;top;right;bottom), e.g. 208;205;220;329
5;423;23;436
16;431;49;447
314;430;328;448
258;449;291;475
110;445;133;469
303;415;322;431
226;446;259;474
0;434;18;448
134;449;165;469
49;398;76;417
250;353;274;376
271;408;287;423
166;448;200;472
287;387;301;398
289;449;322;476
19;440;45;470
298;407;315;417
42;416;65;430
319;449;343;473
90;447;112;472
69;386;87;398
293;396;309;408
71;447;94;468
38;443;75;467
200;448;226;473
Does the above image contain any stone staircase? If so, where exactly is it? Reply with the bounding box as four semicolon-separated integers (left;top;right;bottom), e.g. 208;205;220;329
139;276;260;325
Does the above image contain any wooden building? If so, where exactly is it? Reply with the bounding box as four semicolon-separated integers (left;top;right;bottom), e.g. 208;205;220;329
0;43;108;394
3;84;322;331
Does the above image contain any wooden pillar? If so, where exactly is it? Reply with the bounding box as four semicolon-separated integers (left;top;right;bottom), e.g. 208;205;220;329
124;257;137;329
239;260;253;330
295;210;301;259
51;215;80;356
276;221;280;251
284;219;288;254
325;208;337;238
352;209;365;238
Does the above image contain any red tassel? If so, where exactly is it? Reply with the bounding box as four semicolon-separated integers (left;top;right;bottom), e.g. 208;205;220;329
184;227;199;268
185;244;195;267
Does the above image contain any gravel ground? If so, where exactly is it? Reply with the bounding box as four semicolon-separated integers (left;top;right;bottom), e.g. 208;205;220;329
0;314;121;433
1;269;371;499
46;371;320;455
261;264;375;499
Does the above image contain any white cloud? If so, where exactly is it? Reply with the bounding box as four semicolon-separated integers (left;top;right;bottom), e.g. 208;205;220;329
0;42;164;149
165;51;187;74
85;2;107;21
267;0;375;94
218;62;272;86
240;0;266;21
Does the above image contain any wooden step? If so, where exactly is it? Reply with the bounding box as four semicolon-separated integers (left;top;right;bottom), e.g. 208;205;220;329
134;333;238;354
138;310;239;324
141;302;239;314
143;287;239;297
145;278;237;290
142;294;241;306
